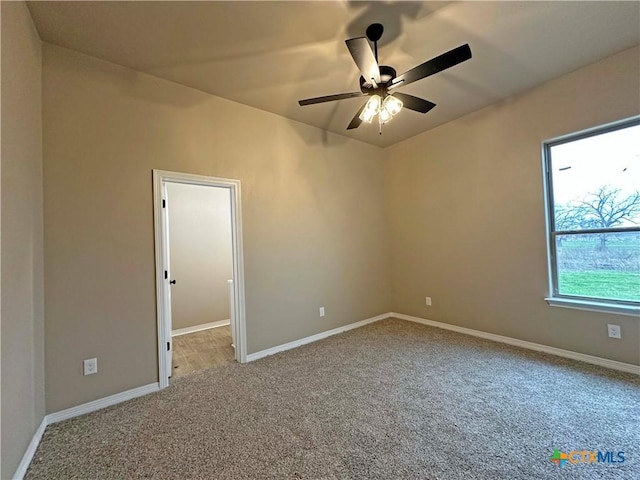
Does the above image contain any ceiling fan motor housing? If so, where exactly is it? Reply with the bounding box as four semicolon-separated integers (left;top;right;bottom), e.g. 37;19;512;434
359;65;397;94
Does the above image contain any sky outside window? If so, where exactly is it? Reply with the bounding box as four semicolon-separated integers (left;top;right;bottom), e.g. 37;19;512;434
550;124;640;227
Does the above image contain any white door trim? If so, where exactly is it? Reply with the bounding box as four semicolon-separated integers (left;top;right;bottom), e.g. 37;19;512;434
153;170;248;389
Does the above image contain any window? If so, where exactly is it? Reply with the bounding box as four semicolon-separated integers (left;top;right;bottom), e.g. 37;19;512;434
543;118;640;314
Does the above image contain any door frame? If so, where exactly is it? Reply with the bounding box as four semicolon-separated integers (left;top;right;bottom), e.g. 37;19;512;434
153;169;247;388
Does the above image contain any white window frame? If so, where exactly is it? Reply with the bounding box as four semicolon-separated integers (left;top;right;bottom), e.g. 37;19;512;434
542;116;640;317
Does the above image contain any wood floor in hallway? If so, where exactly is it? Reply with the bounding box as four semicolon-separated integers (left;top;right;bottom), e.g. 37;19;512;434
171;325;234;378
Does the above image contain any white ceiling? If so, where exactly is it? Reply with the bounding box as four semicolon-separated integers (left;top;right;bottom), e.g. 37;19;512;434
27;1;640;147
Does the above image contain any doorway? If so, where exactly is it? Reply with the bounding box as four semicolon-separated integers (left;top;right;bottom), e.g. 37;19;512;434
153;170;247;389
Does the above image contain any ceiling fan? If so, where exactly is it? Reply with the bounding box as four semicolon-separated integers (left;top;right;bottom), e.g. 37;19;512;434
298;24;472;133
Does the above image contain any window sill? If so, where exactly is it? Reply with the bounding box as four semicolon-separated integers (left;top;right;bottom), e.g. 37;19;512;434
545;297;640;317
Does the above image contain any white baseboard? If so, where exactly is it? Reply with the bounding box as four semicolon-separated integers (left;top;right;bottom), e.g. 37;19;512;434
246;312;639;375
13;312;638;479
13;417;47;480
172;319;230;337
46;382;160;425
13;382;159;479
392;312;640;375
246;313;390;362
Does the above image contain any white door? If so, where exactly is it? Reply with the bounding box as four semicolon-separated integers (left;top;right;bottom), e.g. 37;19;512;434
162;182;173;377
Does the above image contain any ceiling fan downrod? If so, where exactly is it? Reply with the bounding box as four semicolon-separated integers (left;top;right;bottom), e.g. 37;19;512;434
366;23;384;62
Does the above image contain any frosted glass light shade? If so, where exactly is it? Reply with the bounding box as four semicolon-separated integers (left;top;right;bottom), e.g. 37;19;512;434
383;95;403;116
359;95;382;123
379;107;392;123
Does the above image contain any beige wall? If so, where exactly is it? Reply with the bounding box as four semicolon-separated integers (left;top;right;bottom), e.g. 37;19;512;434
42;43;391;412
0;2;45;478
385;46;640;365
167;183;232;330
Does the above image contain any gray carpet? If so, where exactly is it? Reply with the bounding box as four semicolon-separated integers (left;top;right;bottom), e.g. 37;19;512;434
26;319;639;479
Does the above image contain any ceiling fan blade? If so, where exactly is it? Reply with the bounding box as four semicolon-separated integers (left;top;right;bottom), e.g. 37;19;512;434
298;92;365;106
392;92;436;114
346;101;368;130
389;44;471;90
345;37;381;85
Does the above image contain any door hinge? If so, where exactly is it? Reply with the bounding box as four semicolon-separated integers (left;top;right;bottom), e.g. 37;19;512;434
167;342;170;351
162;199;166;208
164;270;168;279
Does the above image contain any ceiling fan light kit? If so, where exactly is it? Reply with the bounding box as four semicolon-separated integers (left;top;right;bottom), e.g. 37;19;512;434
298;23;472;134
359;95;404;134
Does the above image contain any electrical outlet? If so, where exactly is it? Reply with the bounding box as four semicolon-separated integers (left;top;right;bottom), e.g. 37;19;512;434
425;297;432;306
319;307;325;317
83;358;98;375
607;324;621;339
